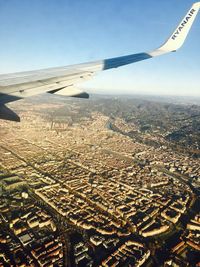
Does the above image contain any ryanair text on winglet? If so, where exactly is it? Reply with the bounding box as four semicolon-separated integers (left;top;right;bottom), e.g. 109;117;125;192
172;8;196;40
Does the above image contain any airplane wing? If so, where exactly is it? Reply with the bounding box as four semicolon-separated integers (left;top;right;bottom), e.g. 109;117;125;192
0;2;200;121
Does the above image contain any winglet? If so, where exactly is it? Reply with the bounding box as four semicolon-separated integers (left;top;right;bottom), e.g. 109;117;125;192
150;2;200;57
101;2;200;71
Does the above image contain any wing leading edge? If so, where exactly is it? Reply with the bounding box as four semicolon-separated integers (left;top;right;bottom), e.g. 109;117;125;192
0;2;199;121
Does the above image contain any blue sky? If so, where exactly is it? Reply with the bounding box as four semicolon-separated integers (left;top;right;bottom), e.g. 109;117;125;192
0;0;199;96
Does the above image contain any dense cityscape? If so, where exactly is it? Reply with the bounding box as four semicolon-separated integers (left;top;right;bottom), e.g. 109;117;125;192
0;95;199;266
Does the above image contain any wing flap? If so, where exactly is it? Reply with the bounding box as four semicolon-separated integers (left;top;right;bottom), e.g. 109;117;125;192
50;86;89;98
0;71;93;98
